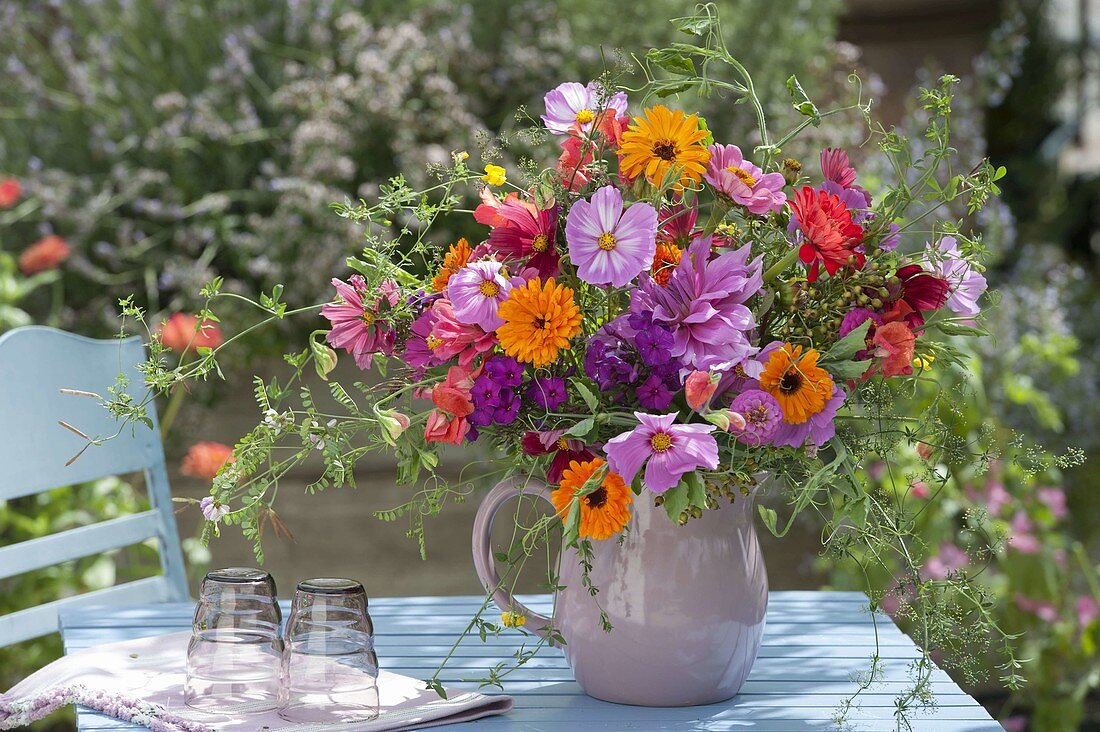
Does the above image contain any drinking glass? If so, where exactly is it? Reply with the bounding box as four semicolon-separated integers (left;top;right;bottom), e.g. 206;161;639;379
278;578;380;724
184;567;283;713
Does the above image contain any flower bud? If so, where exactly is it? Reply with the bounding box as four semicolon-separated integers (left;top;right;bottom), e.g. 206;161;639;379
685;370;720;412
375;407;411;445
704;409;747;433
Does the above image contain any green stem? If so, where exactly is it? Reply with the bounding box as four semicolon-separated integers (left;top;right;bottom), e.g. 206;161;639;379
763;247;800;284
160;378;187;438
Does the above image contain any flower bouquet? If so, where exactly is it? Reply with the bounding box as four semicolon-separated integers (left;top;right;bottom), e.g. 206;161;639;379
94;4;1044;723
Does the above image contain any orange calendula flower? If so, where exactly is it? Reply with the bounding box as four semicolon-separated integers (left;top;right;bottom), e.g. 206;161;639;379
552;458;633;541
759;343;834;425
651;242;681;286
618;105;711;192
431;238;472;292
496;278;582;367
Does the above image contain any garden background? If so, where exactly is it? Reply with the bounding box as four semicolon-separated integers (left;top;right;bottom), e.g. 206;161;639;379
1;0;1098;729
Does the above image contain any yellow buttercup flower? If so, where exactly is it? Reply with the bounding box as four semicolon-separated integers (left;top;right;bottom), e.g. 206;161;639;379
482;164;507;187
496;278;582;367
501;611;526;628
913;354;935;371
618;105;711;192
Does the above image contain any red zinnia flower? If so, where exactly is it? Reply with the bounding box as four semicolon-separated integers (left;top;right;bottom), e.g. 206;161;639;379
0;177;22;209
788;186;864;281
18;235;71;275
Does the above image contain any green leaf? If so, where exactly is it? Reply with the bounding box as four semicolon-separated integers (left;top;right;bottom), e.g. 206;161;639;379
823;359;871;380
562;499;581;547
654;82;693;98
822;319;871;363
757;505;780;536
572;380;599;412
646;48;696;76
684;471;707;509
565;417;595;439
662;481;690;523
786;75;820;120
670;12;717;36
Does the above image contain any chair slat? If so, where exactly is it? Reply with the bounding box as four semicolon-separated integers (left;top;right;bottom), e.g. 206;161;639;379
0;510;163;580
0;577;170;647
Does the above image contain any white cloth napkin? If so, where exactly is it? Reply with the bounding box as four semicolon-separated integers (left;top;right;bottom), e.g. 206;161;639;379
0;631;513;731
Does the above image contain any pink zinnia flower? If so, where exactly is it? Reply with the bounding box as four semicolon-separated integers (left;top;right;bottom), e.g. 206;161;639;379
705;144;786;215
428;297;497;369
487;199;560;278
604;412;719;494
446;260;520;330
542;81;628;135
729;389;781;446
566;185;657;287
928;236;987;317
521;429;597;484
322;275;400;369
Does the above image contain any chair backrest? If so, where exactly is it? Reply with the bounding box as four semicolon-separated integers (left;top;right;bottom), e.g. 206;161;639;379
0;326;188;646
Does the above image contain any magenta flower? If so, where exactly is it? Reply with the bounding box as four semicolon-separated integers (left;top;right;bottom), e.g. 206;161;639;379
542;81;628;135
428;297;497;369
920;542;969;581
770;385;845;448
604;412;719;494
928;236;987;317
1007;511;1041;554
820;147;870;207
705;144;786;215
322;275;401;369
446;260;520;330
566;185;658;287
487;200;560;279
1036;486;1067;520
728;389;781;446
632;236;763;370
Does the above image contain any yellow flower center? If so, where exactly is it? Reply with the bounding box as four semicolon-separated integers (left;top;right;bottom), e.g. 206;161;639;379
727;166;757;188
531;233;550;253
652;141;678;161
597;232;617;251
426;335;443;349
479;280;501;298
575;109;595;125
650;432;673;452
361;311;376;326
556;437;569;451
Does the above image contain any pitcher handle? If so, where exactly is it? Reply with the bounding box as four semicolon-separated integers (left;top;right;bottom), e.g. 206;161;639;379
471;476;554;639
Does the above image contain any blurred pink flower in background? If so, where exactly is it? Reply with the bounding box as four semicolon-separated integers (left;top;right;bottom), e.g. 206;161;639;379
967;480;1012;518
910;480;930;499
18;235;71;275
1015;594;1058;623
1036;486;1067;520
159;313;224;354
0;177;22;208
181;442;235;481
921;543;969;581
1077;596;1100;630
1007;511;1041;554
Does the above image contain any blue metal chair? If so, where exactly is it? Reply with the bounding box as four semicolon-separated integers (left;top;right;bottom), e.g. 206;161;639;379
0;326;188;646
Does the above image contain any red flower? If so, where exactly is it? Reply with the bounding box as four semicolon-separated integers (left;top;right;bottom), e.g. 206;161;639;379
557;136;595;191
788;186;864;281
424;410;469;445
521;429;597;484
486;199;560;279
181;441;235;480
18;235;71;275
430;366;475;418
0;178;22;209
158;313;224;353
883;264;950;330
871;321;916;377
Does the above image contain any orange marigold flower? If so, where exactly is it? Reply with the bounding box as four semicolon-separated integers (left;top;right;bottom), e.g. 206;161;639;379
18;235;71;275
431;238;472;292
158;313;224;354
618;105;711;192
181;441;235;481
651;242;681;286
496;278;582;367
759;343;834;425
552;458;633;541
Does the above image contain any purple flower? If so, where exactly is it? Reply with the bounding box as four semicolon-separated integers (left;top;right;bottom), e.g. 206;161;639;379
729;390;781;446
604;412;719;494
632;236;763;370
770;386;846;448
705;144;786;215
494;388;521;424
485;355;524;387
637;373;674;410
528;376;568;410
542;81;628;135
471;374;498;406
928;236;987;317
446;260;520;330
200;496;229;522
566;185;658;287
628;312;673;366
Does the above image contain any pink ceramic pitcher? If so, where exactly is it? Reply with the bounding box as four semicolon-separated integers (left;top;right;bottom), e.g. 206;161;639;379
472;475;768;706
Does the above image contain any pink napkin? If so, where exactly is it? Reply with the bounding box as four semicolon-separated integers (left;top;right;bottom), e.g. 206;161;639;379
0;631;513;731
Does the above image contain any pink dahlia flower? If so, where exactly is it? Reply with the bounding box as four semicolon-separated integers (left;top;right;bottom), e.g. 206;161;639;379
604;412;719;494
566;185;657;287
705;144;786;215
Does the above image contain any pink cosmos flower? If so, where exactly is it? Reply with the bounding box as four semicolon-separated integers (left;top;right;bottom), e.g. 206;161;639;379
428;297;497;369
604;412;719;494
704;144;786;215
487;199;560;278
928;236;987;318
1007;511;1041;554
542;81;628;135
566;185;658;287
446;260;520;330
473;188;520;227
322;275;400;369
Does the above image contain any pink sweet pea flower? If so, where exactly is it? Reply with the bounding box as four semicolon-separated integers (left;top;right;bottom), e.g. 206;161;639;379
604;412;719;494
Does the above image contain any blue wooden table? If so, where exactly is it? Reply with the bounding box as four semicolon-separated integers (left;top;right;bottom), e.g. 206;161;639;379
60;592;1002;731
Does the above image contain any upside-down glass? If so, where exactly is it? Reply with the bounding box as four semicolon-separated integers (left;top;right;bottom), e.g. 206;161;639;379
278;578;380;724
184;567;283;713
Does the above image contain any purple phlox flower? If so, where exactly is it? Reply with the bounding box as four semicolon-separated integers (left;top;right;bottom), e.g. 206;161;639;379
471;374;498;406
446;260;521;330
1007;511;1041;554
770;385;846;448
838;308;883;361
528;375;568;410
566;185;658;287
928;236;987;317
200;496;229;522
921;542;969;581
728;389;781;446
627;311;674;367
322;275;399;369
632;236;763;370
485;355;524;387
705;144;786;215
1036;486;1067;520
542;81;628;135
637;373;675;410
494;388;520;424
604;412;719;494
